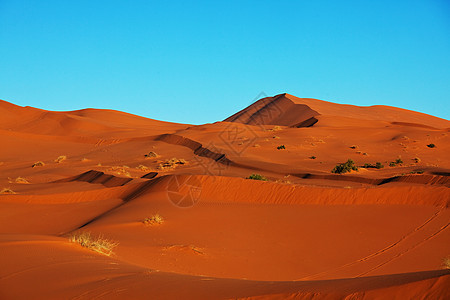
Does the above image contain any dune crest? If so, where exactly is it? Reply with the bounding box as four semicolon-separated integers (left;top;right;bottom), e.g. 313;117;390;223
0;95;449;299
225;93;450;128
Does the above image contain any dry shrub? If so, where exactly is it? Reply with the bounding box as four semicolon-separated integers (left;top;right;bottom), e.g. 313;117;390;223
145;151;159;158
109;166;131;177
443;256;450;269
15;177;29;184
0;188;16;194
275;179;291;184
268;126;282;132
143;214;164;225
32;161;45;168
55;155;67;163
69;232;118;256
136;165;150;171
158;158;187;170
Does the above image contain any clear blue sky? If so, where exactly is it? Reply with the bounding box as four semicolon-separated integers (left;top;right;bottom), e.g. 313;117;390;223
1;0;449;124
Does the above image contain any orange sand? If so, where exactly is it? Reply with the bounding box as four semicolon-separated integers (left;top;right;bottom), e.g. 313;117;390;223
0;94;449;299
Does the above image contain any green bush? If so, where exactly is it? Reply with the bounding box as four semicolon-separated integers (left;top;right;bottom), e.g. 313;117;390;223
410;170;424;174
277;145;286;150
427;143;436;148
363;162;384;169
331;159;358;174
246;174;268;181
389;158;403;167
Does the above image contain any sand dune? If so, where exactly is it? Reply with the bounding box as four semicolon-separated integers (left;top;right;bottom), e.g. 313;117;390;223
0;95;449;299
225;93;450;129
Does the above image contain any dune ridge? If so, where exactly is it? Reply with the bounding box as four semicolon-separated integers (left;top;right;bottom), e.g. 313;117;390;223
225;93;450;129
0;95;449;299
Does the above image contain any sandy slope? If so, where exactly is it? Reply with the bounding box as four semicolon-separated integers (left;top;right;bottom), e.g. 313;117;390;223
0;95;449;299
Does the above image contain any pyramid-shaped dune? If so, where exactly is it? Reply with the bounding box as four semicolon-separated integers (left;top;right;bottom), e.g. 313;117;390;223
225;93;450;129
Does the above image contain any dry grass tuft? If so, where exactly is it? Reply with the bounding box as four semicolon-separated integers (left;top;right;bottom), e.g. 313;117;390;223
143;214;164;225
145;151;159;158
32;161;45;168
158;158;187;170
109;166;131;177
55;155;67;163
15;177;29;184
443;256;450;269
275;179;292;184
268;126;282;132
136;165;151;171
69;232;118;256
1;188;16;194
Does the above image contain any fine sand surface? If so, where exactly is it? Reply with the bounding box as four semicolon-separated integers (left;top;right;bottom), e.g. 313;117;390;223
0;94;449;299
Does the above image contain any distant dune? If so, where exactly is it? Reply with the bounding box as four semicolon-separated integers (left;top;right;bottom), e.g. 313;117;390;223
225;93;450;129
0;94;449;299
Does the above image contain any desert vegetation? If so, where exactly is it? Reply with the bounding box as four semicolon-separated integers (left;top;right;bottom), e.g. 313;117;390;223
15;177;29;184
246;174;268;181
136;165;151;171
0;188;16;194
443;256;450;269
409;170;424;174
145;151;159;158
331;159;358;174
427;143;436;148
158;158;187;170
109;166;131;177
363;162;384;169
268;125;282;131
69;232;118;256
277;145;286;150
143;214;164;225
389;158;404;167
32;161;45;168
54;155;67;163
